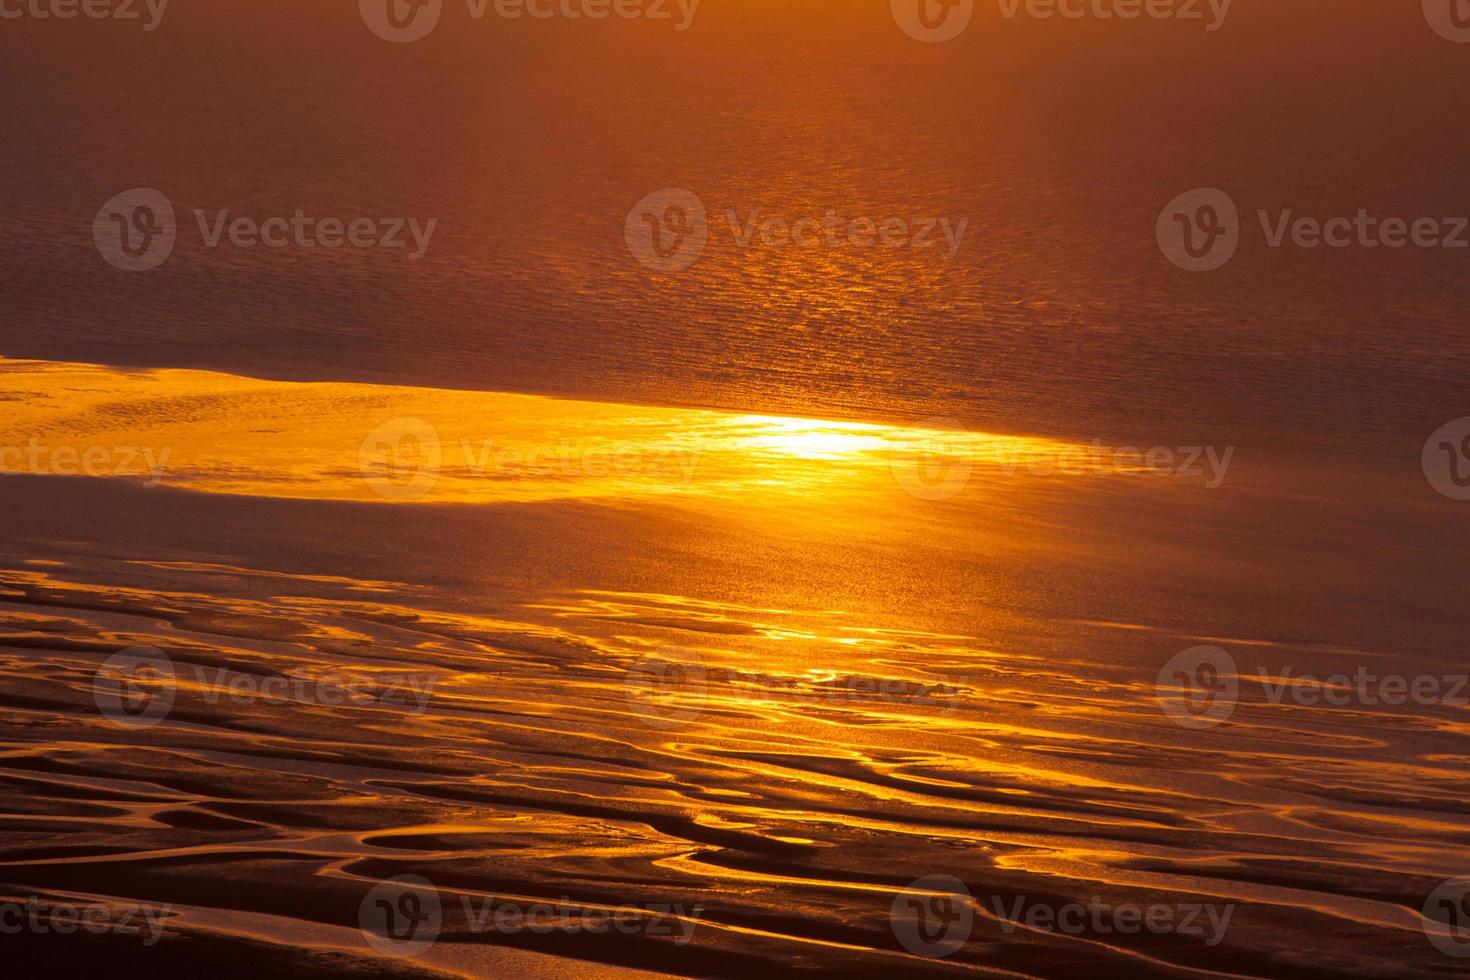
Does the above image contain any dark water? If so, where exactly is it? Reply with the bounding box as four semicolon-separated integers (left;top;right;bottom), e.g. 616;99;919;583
2;0;1467;456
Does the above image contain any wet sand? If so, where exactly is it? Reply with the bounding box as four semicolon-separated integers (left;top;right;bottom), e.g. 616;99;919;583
2;361;1468;976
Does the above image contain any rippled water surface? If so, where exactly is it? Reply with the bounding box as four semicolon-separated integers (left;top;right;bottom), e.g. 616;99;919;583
3;2;1468;453
2;361;1467;977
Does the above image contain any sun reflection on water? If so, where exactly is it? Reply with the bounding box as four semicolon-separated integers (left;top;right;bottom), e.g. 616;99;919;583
729;417;893;462
0;358;1086;506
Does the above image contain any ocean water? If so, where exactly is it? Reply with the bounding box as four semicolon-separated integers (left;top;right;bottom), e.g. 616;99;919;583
3;1;1470;977
2;0;1467;455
